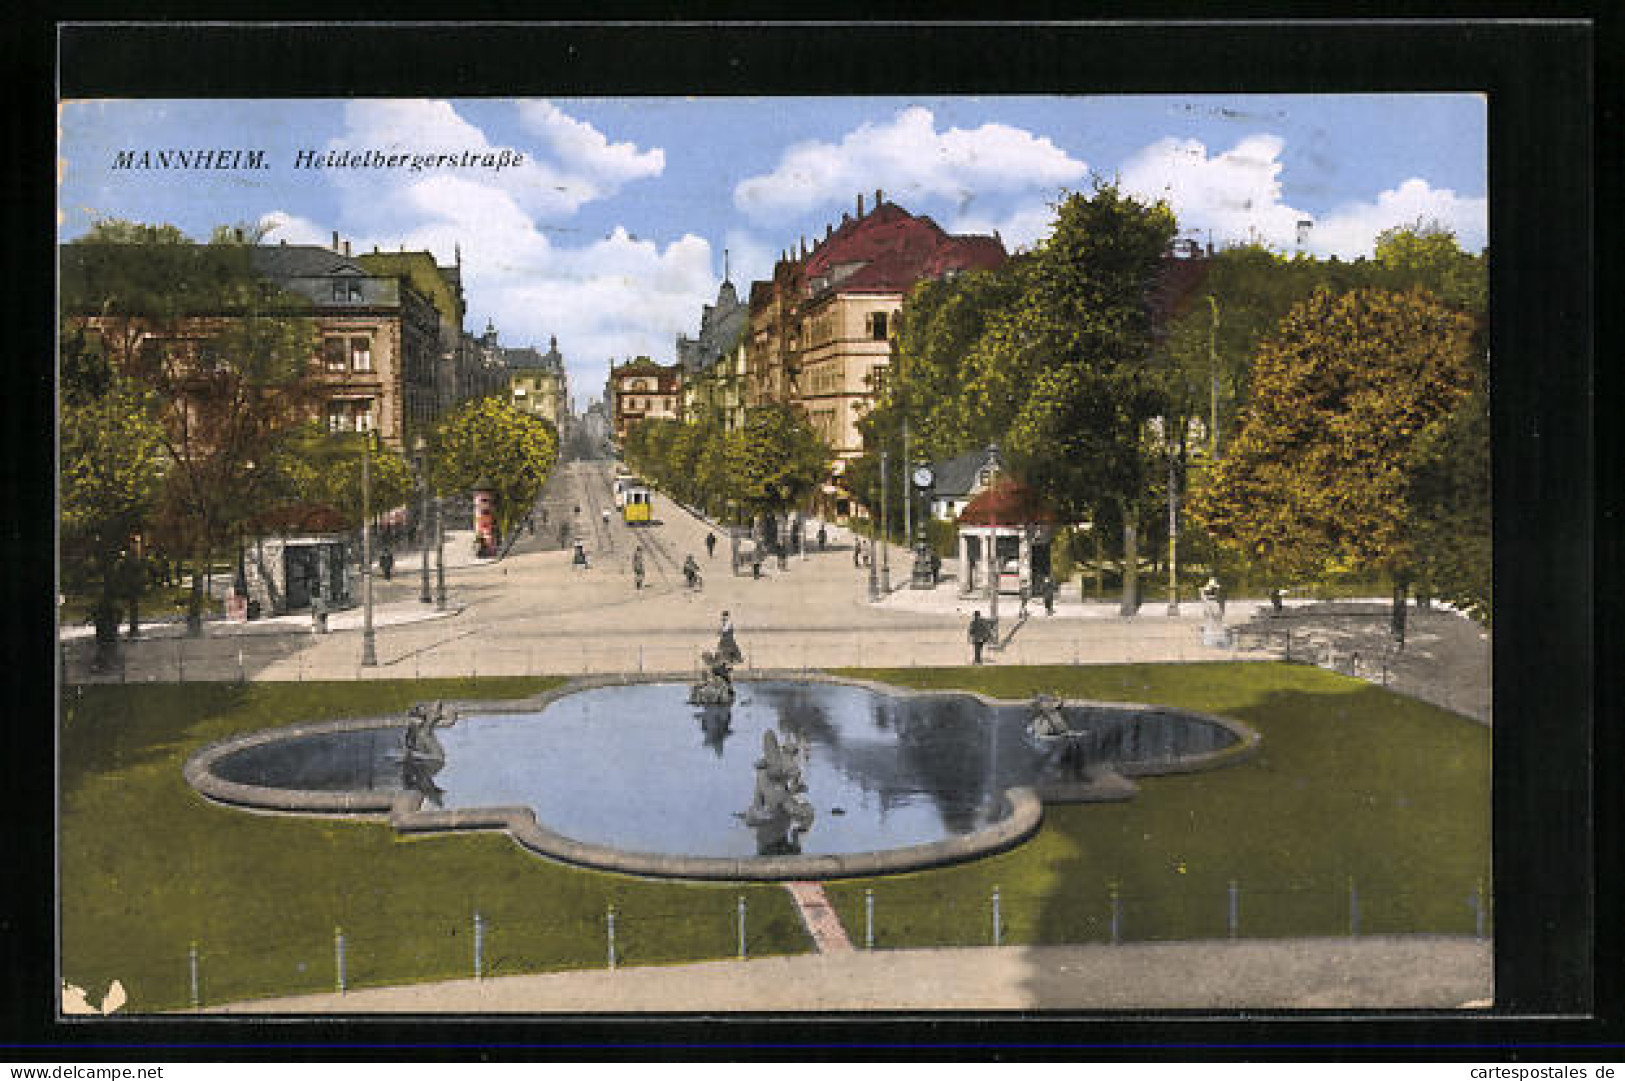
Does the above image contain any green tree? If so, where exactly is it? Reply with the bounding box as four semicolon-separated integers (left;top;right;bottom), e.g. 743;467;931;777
727;405;830;520
62;227;324;634
60;371;166;661
1000;184;1179;615
431;397;558;542
1192;287;1479;631
1405;368;1492;623
263;423;414;526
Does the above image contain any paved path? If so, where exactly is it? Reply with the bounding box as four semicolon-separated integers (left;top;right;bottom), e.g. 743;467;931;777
59;458;1491;724
197;937;1491;1013
783;881;854;953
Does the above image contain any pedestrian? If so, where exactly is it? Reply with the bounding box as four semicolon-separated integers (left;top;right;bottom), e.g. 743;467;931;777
684;554;701;590
572;539;589;570
776;542;788;572
929;549;941;586
379;548;394;581
817;525;827;552
558;521;570;548
632;547;645;590
706;532;717;559
968;610;993;665
602;508;611;527
1041;573;1056;616
752;551;763;579
717;610;742;664
1269;587;1285;616
853;538;861;568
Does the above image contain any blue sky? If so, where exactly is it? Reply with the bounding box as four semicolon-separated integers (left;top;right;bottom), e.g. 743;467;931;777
59;95;1486;409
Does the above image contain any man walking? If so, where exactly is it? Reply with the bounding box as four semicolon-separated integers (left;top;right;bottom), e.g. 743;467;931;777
706;531;717;559
632;547;645;590
684;554;701;590
968;610;994;665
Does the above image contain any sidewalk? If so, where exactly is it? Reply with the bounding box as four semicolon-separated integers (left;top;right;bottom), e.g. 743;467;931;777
197;937;1492;1013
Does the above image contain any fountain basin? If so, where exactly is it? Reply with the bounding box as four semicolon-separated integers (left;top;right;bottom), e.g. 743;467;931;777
184;674;1259;880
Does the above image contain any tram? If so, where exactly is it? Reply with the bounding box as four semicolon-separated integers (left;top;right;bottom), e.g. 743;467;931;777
621;481;652;524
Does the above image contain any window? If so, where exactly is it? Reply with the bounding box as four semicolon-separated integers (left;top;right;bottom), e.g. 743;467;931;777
348;281;364;302
350;337;372;372
325;400;350;432
354;400;375;433
868;310;889;340
326;399;375;433
331;281;346;302
323;338;347;372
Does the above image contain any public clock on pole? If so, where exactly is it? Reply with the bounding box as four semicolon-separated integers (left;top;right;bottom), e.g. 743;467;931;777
912;465;934;489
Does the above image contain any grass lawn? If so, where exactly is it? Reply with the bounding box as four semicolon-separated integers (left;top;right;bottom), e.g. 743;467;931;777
60;679;808;1012
823;663;1490;950
61;662;1490;1011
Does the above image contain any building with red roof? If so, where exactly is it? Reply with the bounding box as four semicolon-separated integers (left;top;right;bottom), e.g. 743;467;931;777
744;192;1007;513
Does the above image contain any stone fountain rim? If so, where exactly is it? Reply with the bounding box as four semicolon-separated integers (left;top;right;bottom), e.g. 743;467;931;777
182;671;1261;882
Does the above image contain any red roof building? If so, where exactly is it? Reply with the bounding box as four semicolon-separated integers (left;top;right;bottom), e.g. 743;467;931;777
745;192;1008;513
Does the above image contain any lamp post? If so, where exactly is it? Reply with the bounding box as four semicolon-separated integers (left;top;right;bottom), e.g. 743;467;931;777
360;431;377;667
1167;436;1180;617
414;436;432;605
434;487;447;610
879;450;891;594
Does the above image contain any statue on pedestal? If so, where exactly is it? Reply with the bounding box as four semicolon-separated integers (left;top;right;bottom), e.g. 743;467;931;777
1201;577;1231;647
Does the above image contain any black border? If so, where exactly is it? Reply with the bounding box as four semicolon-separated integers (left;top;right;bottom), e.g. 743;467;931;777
9;12;1614;1059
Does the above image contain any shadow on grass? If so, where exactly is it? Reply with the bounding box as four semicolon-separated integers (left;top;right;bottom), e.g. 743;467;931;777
826;663;1490;1002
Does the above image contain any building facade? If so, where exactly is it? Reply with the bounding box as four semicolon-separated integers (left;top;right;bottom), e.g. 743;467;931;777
677;273;749;430
741;192;1008;504
608;357;682;440
504;335;570;431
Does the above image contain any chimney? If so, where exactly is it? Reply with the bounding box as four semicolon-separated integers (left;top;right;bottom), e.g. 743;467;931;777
875;188;883;208
857;193;865;217
825;223;832;238
343;240;351;256
234;227;244;243
331;230;340;252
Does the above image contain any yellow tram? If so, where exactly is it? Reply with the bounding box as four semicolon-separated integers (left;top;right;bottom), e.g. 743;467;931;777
620;479;652;524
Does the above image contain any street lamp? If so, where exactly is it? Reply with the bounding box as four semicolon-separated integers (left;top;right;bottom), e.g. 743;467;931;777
414;435;432;605
359;430;377;667
434;482;447;611
1167;435;1180;617
879;450;891;594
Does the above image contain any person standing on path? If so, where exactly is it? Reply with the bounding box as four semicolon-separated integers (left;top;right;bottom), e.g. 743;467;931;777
683;554;701;590
632;547;645;591
817;525;827;552
717;610;743;664
706;532;717;559
968;610;994;665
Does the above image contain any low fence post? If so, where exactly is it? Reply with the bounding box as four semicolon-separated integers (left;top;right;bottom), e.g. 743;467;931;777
1473;880;1486;939
236;647;245;683
334;927;346;994
473;911;484;980
1349;877;1361;937
864;888;874;950
188;942;200;1009
737;895;747;960
1109;882;1122;945
991;886;1002;947
1227;880;1240;939
606;905;617;971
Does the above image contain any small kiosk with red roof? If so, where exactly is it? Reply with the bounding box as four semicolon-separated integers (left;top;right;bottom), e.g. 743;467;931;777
954;477;1059;597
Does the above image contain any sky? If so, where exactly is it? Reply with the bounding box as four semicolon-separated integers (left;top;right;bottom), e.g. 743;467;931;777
58;95;1486;411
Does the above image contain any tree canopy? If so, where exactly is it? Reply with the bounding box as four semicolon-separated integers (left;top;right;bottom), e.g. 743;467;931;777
1192;287;1479;591
430;397;558;540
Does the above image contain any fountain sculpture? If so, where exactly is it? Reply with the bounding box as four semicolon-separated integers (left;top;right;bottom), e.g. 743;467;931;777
689;650;737;705
744;729;815;839
396;699;452;805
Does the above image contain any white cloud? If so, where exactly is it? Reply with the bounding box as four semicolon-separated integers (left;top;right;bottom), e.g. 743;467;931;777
734;105;1088;222
1119;133;1308;250
514;101;665;185
1118;134;1488;259
1312;179;1487;258
257;210;330;246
